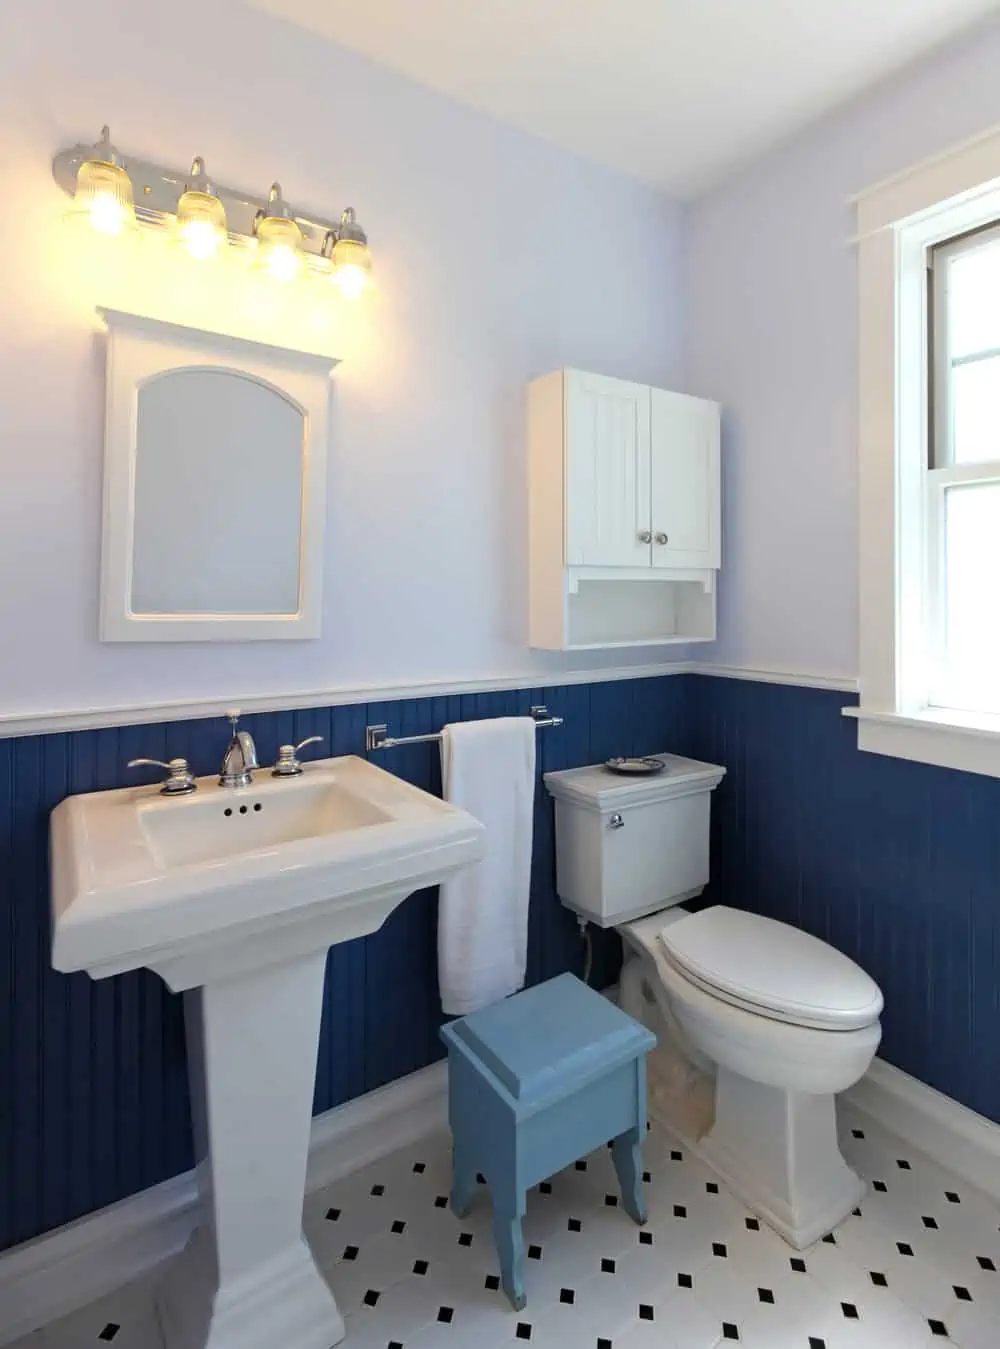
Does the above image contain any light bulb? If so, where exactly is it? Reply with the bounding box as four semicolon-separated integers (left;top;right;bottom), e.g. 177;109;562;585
327;211;373;299
68;128;137;236
253;183;303;282
88;189;130;237
331;261;370;299
175;158;227;261
263;240;302;282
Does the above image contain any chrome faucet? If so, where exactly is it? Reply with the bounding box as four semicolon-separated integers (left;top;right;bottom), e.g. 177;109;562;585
219;710;259;788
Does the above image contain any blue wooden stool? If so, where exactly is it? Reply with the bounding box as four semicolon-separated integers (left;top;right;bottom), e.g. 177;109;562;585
440;972;656;1310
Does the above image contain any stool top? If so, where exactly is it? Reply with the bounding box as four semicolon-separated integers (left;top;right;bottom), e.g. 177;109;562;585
441;973;655;1104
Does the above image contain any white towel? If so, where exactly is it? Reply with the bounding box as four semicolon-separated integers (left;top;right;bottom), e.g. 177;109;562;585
438;717;536;1016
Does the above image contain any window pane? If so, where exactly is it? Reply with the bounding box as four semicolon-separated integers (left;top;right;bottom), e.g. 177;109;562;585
943;482;1000;710
949;239;1000;359
951;355;1000;464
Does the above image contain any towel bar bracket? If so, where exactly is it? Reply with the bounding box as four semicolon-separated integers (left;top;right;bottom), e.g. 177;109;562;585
365;705;563;753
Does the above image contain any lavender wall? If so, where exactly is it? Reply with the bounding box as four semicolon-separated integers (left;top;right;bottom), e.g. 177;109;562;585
0;0;684;724
684;15;1000;682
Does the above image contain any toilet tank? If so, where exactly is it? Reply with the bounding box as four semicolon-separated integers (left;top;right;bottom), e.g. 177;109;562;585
544;755;726;927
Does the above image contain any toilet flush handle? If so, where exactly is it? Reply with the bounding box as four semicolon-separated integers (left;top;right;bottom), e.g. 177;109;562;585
609;812;625;830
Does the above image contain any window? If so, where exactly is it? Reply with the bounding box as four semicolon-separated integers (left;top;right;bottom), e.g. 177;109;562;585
851;126;1000;777
928;223;1000;715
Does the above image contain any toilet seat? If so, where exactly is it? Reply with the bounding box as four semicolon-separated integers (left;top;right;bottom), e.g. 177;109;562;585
658;906;883;1031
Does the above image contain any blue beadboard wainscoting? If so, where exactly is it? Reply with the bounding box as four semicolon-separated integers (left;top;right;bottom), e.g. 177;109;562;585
688;675;1000;1130
0;675;691;1251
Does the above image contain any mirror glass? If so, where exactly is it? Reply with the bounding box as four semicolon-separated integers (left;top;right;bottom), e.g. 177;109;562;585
131;369;304;615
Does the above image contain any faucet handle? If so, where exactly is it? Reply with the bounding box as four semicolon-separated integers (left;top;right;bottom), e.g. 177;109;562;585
226;708;242;730
128;757;197;796
272;736;324;777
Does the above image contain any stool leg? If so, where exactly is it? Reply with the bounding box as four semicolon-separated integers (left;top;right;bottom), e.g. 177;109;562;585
450;1141;478;1220
493;1202;526;1311
612;1127;647;1225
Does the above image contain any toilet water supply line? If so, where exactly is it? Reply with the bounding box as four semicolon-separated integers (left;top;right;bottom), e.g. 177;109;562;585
577;914;594;985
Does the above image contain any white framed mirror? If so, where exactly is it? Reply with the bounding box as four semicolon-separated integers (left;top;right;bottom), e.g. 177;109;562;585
98;309;337;641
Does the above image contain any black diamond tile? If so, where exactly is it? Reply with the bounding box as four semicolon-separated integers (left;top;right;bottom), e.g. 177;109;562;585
746;1217;760;1231
528;1244;542;1260
414;1260;429;1276
388;1342;403;1349
412;1161;426;1174
852;1128;865;1139
852;1207;863;1217
362;1289;380;1308
643;1170;651;1183
325;1207;341;1221
597;1340;613;1349
706;1181;719;1194
898;1242;914;1256
954;1285;972;1302
979;1256;997;1271
712;1242;728;1258
370;1183;385;1196
722;1325;739;1341
758;1288;775;1304
678;1272;693;1289
437;1307;454;1324
568;1217;582;1232
842;1302;859;1320
670;1149;683;1161
870;1271;888;1287
434;1195;448;1208
559;1288;575;1305
791;1258;807;1274
485;1274;500;1291
343;1245;359;1261
809;1340;827;1349
539;1181;552;1195
98;1328;120;1343
604;1194;619;1208
601;1257;616;1273
922;1216;939;1230
673;1204;688;1218
639;1230;653;1246
639;1303;654;1320
946;1191;961;1204
391;1219;406;1234
515;1323;532;1341
873;1180;888;1193
897;1159;912;1170
928;1320;949;1338
575;1159;588;1171
822;1232;837;1244
458;1232;473;1247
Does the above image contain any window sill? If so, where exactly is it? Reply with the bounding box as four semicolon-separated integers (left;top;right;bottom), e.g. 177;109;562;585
842;704;1000;778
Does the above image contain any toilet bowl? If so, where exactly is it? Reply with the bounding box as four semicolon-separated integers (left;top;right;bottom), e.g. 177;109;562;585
544;754;884;1249
621;907;882;1247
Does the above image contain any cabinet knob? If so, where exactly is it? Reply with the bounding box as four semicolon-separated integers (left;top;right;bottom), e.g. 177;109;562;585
638;530;652;544
609;812;625;830
655;532;669;545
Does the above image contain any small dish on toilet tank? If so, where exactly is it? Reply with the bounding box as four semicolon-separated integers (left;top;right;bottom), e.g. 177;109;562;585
604;757;665;776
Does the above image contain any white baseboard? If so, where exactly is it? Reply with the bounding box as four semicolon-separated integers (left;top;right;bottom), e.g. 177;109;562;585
844;1056;1000;1201
0;1061;449;1347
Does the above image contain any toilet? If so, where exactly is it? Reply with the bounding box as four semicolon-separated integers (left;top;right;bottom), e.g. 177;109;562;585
544;754;883;1249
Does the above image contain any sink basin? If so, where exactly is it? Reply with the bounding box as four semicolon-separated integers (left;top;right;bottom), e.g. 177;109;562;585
50;755;484;1349
51;754;484;990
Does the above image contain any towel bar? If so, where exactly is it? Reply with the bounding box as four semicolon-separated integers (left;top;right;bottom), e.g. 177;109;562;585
365;705;563;752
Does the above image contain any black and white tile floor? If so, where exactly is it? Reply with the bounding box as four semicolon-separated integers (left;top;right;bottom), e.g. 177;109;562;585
16;1102;1000;1349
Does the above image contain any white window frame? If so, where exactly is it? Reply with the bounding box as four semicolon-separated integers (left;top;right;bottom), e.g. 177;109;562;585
849;123;1000;777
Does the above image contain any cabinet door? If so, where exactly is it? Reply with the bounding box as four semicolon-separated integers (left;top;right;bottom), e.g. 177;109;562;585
565;371;651;568
649;389;720;569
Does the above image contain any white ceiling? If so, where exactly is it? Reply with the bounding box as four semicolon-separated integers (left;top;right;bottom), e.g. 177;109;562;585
247;0;998;197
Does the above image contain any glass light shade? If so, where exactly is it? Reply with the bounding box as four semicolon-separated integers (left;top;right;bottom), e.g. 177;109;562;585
175;160;227;261
255;215;303;283
70;156;137;237
330;236;373;298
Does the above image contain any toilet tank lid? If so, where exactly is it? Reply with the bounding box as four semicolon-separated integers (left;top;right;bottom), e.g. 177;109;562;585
659;906;884;1031
544;754;726;810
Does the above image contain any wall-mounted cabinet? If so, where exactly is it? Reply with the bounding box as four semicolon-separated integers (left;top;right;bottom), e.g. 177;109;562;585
528;369;720;650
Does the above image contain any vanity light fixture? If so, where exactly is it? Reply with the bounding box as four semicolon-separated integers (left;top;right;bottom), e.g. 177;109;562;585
52;129;373;295
325;208;374;299
175;157;227;261
66;126;137;237
253;182;304;282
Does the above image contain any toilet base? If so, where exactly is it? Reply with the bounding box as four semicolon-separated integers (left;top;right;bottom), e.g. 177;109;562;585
693;1067;865;1249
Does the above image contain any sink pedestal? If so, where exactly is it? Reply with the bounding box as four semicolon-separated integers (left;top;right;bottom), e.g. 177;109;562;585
157;951;345;1349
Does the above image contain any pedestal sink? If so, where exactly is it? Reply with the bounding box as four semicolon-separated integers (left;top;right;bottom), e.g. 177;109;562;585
50;756;485;1349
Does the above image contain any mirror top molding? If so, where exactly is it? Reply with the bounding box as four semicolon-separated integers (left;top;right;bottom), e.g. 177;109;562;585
97;307;340;376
